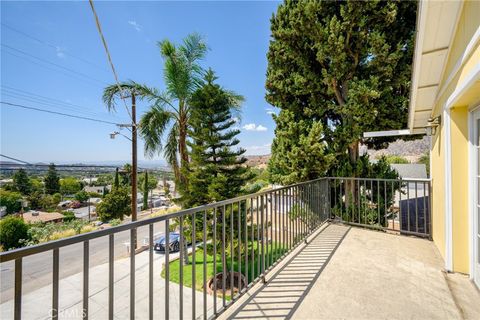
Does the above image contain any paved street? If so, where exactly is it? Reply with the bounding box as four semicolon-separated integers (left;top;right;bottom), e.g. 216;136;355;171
0;244;215;319
0;218;166;303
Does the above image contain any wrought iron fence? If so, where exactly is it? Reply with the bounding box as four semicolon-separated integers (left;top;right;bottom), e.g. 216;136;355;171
328;177;431;238
0;178;330;320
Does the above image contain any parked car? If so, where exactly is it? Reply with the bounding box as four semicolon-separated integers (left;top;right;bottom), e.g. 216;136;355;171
154;232;181;252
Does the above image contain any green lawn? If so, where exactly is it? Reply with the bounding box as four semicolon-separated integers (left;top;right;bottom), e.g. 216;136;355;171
161;242;287;298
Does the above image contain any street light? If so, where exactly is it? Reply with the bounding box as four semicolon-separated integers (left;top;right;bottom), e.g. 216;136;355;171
109;118;138;248
110;131;132;141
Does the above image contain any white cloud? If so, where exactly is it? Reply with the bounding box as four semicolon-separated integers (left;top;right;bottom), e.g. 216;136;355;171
128;20;142;32
55;46;65;59
265;108;276;115
256;125;267;131
243;123;267;132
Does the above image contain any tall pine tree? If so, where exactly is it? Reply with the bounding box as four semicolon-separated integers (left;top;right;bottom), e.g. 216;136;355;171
44;163;60;195
182;69;252;208
12;169;31;195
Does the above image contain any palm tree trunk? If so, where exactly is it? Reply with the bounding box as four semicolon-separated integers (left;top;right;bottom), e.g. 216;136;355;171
178;114;189;186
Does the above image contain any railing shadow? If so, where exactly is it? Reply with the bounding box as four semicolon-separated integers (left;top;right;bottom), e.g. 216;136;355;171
225;224;350;319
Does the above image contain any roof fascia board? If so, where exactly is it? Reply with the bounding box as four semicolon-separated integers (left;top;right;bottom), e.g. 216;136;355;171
408;0;429;132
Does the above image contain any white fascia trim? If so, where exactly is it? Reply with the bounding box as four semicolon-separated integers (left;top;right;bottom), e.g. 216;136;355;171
444;108;453;271
436;25;480;104
445;63;480;110
408;0;428;132
363;129;412;138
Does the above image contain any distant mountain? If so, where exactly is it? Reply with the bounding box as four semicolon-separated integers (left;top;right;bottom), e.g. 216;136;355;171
245;155;270;168
367;136;430;163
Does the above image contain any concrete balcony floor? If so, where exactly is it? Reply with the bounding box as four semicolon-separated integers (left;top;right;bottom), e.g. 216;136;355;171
220;223;480;320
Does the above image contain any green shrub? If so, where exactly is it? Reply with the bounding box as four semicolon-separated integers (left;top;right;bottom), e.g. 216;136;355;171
109;218;121;226
0;216;30;250
62;211;76;222
382;155;410;164
74;190;89;203
96;187;131;222
0;190;23;214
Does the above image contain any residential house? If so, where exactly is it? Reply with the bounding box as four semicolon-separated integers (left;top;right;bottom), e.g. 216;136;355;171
393;0;479;287
83;185;111;195
22;211;64;224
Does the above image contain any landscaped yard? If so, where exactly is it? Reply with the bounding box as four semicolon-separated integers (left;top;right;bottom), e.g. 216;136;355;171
162;242;287;299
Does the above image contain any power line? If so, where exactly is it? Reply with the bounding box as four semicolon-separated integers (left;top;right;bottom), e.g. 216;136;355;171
1;101;120;125
1;44;109;86
1;22;109;72
1;85;125;121
88;0;133;122
1;91;111;120
0;155;154;171
0;154;31;165
3;49;104;88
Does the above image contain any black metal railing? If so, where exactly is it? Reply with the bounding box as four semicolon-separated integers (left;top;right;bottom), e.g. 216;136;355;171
328;177;431;238
0;178;330;320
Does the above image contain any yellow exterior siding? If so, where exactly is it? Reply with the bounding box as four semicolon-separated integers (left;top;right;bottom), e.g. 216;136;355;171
450;106;469;273
427;1;479;274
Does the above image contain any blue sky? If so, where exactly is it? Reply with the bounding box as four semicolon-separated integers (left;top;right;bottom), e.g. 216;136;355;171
1;1;279;164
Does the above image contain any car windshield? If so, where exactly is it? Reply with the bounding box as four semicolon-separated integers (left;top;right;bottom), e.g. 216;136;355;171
155;233;180;243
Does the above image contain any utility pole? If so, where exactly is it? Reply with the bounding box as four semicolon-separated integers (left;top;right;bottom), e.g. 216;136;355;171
131;93;138;248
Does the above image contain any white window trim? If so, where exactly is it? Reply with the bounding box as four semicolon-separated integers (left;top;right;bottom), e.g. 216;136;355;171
444;108;453;271
469;104;480;279
442;58;480;272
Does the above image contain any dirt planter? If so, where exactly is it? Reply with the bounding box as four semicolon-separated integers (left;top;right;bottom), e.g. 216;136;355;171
207;271;247;296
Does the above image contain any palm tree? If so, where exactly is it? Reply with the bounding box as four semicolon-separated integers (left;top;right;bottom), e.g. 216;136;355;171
140;33;207;188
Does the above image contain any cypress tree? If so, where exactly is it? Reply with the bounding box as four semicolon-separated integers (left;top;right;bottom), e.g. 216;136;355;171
114;168;119;190
143;170;149;210
266;0;417;181
44;163;60;195
12;169;31;195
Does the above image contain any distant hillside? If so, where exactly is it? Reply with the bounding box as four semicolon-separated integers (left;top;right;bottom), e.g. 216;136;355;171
367;136;430;163
245;155;270;168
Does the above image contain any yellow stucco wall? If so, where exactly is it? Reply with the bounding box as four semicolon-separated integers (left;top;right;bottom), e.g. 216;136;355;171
450;107;469;273
428;1;479;274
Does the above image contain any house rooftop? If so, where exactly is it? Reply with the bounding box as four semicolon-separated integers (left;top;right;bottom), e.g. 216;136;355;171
390;163;428;179
22;211;64;224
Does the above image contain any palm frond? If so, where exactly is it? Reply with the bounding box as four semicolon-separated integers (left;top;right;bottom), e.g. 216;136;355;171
103;81;158;113
165;123;180;179
180;33;208;64
139;105;173;158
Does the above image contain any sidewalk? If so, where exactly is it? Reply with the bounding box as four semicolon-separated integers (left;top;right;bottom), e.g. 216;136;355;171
0;248;214;319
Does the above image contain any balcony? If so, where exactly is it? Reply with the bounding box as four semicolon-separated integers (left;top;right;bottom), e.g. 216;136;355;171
220;224;480;319
1;178;479;319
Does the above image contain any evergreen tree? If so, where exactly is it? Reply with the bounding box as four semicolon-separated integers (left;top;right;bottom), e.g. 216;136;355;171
177;69;252;265
12;169;31;195
182;69;252;207
266;0;417;181
44;163;60;195
113;168;120;190
143;171;149;210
